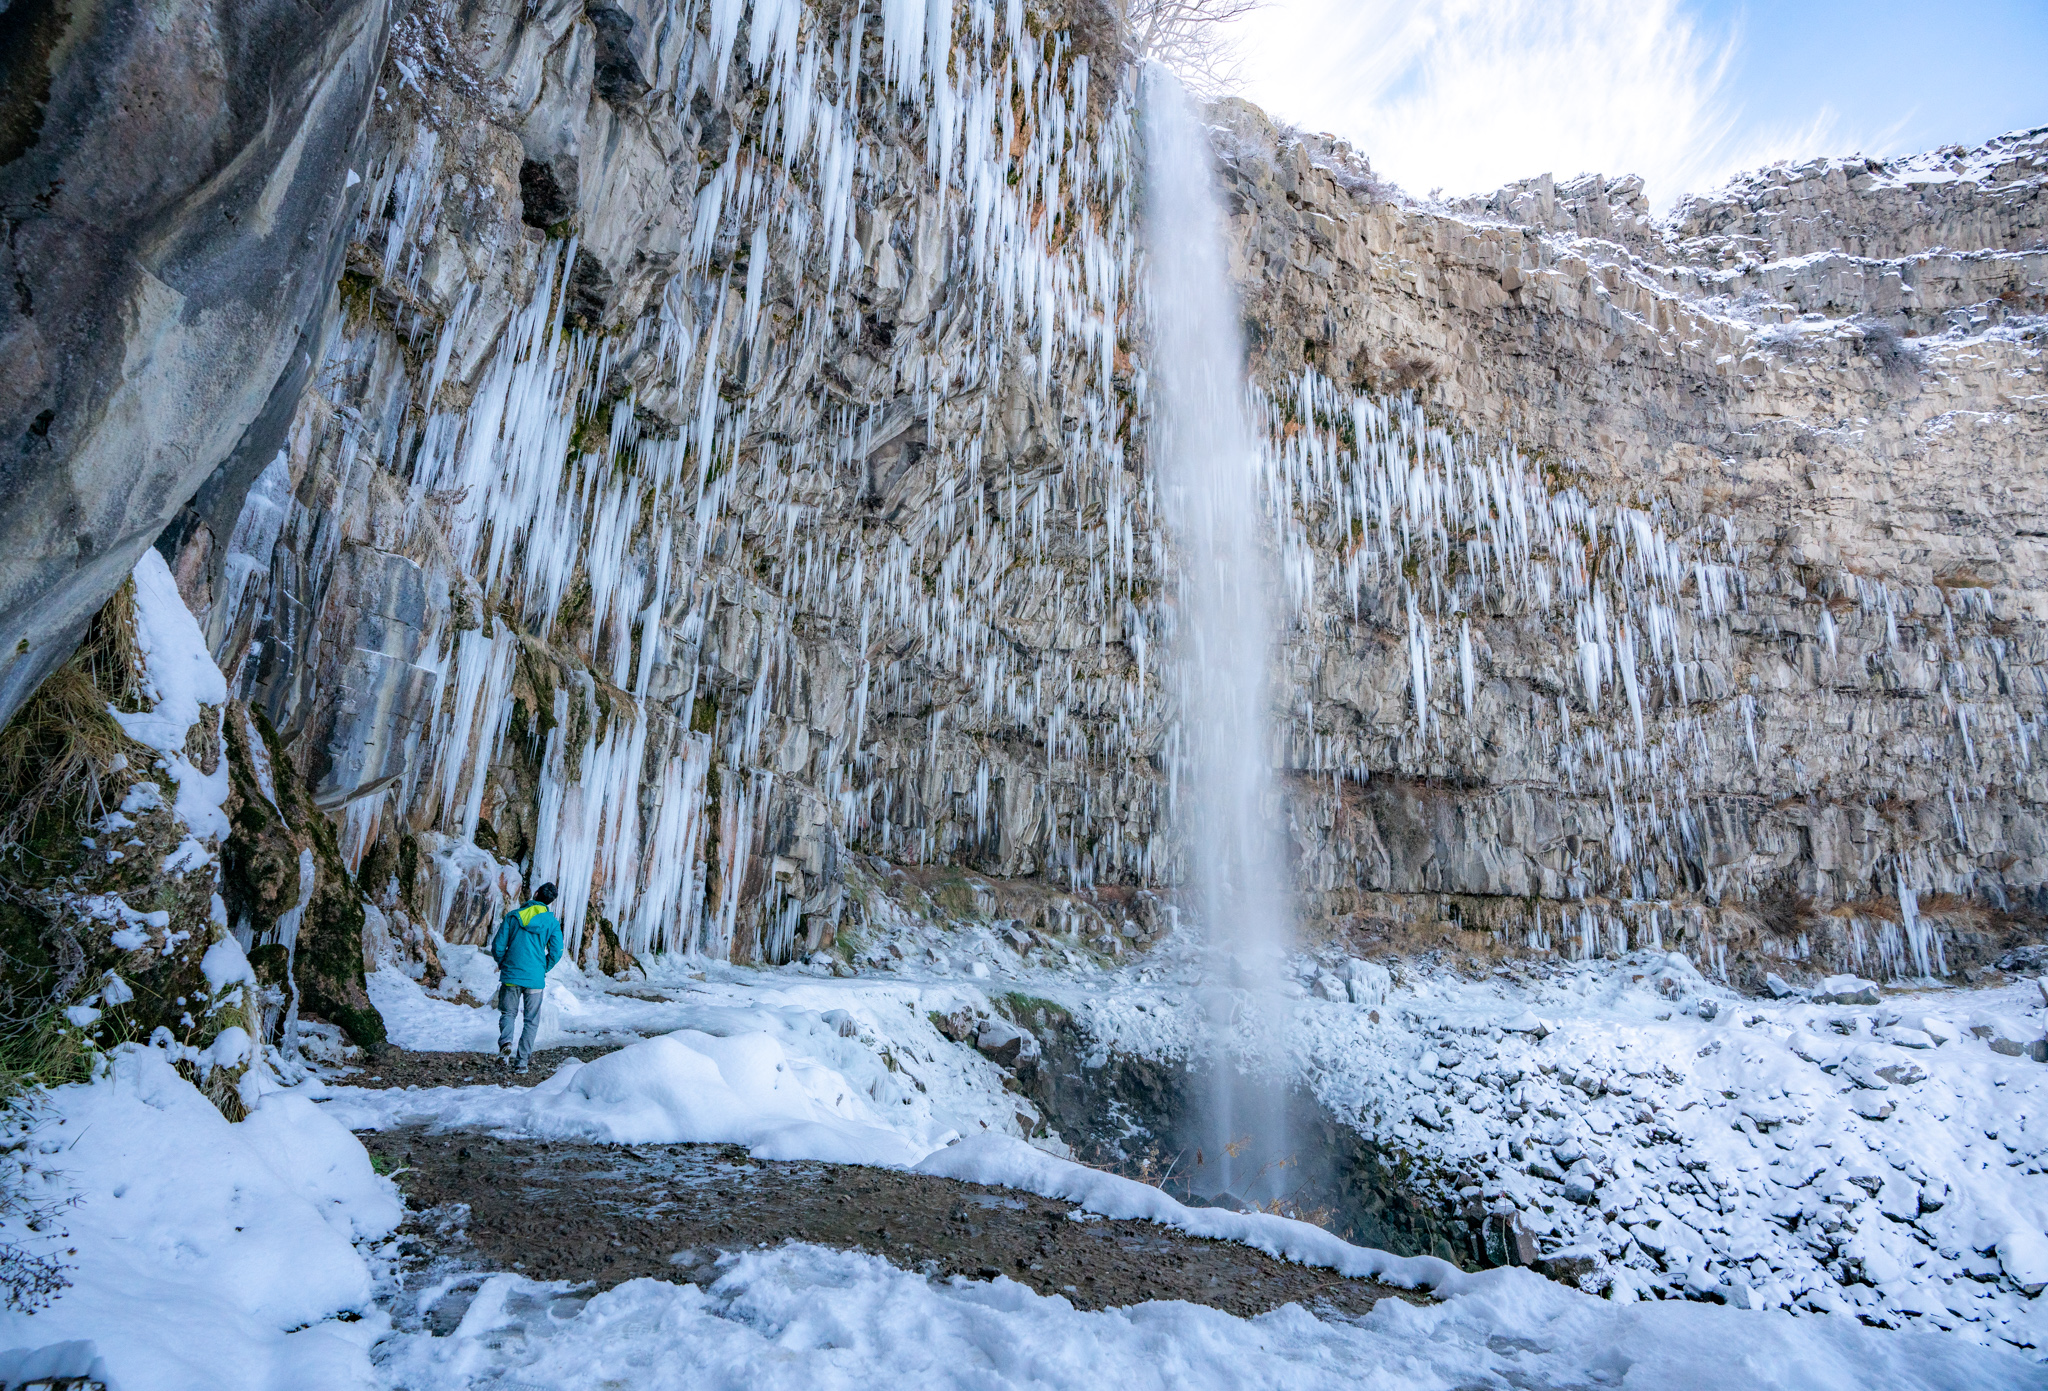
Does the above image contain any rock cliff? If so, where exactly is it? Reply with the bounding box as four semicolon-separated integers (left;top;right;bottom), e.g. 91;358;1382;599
0;0;389;728
5;0;2045;1028
1216;111;2048;984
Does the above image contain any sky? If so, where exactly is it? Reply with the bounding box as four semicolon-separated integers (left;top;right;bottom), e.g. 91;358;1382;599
1215;0;2048;208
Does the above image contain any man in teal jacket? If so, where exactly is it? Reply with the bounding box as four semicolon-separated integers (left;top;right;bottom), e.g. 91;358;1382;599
491;882;563;1073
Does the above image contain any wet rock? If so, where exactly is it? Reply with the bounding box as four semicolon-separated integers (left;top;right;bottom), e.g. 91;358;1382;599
584;6;651;109
975;1017;1040;1067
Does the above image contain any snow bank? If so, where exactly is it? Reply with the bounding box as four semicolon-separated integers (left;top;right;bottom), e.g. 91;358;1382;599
918;1135;1477;1293
349;968;1042;1148
377;1242;2040;1391
325;1026;953;1165
0;1047;401;1391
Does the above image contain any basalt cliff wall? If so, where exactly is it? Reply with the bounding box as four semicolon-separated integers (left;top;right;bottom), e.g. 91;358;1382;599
5;0;2046;1027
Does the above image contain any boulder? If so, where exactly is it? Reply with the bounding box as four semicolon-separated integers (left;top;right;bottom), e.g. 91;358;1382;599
1997;1230;2048;1296
0;0;388;729
1816;975;1881;1006
975;1017;1040;1068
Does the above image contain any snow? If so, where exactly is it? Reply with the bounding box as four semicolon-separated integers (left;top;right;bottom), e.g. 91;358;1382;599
374;1241;2035;1391
357;952;1060;1146
12;956;2048;1390
1066;949;2048;1346
113;550;231;844
325;1028;948;1165
0;1048;401;1391
349;939;2048;1350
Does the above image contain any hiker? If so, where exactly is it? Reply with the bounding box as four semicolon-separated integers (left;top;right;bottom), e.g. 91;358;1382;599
492;882;563;1073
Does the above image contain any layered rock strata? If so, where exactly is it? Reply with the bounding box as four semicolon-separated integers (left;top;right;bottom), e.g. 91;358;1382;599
1216;113;2048;983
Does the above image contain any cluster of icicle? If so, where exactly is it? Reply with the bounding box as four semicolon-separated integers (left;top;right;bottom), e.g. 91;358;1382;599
1253;370;2041;977
277;0;1162;962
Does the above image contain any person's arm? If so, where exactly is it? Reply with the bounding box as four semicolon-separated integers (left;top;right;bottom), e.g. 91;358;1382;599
545;913;564;973
491;913;509;965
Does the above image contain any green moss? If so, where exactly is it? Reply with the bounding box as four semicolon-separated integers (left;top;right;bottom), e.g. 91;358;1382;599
992;992;1068;1028
338;269;378;331
931;870;982;919
691;693;720;735
236;709;387;1053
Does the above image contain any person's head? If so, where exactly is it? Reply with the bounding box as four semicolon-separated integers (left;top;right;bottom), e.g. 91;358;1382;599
533;882;558;906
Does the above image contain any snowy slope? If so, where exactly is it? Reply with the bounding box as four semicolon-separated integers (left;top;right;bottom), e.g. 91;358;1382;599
1064;948;2048;1350
0;1049;400;1391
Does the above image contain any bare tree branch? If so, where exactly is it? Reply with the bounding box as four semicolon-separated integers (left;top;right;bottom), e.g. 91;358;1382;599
1121;0;1265;98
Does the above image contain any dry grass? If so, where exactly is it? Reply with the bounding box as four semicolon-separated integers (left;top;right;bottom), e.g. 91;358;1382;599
0;580;146;869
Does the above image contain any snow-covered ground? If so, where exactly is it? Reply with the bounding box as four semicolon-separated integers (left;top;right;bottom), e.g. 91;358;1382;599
378;919;2048;1348
355;929;2048;1353
375;1242;2018;1391
8;935;2046;1390
1051;945;2048;1350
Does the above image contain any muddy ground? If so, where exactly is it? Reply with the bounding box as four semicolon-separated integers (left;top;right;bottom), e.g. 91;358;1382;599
368;1126;1426;1321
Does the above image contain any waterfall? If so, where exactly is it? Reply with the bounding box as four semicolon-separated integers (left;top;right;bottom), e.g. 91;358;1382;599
1142;66;1295;1207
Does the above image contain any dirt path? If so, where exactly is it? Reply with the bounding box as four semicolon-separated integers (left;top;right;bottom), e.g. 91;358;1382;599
347;1046;629;1090
368;1127;1423;1321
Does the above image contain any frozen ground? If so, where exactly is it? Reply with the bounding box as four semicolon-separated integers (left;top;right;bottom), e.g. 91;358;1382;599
374;924;2048;1346
6;936;2046;1389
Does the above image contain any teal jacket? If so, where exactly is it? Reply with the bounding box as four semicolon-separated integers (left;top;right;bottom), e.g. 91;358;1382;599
492;900;564;988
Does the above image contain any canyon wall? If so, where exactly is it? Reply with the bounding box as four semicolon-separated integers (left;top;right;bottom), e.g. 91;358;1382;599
7;0;2047;1027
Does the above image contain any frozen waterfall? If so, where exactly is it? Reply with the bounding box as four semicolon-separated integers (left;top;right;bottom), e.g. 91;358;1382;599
1142;66;1295;1208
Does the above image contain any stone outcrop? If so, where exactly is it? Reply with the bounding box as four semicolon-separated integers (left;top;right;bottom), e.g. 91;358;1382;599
0;0;389;732
5;0;2045;1000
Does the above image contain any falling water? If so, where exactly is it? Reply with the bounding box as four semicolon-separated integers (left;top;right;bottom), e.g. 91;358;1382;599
1142;66;1295;1206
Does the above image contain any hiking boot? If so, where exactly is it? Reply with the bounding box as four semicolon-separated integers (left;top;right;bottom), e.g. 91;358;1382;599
514;1060;530;1075
497;1049;514;1068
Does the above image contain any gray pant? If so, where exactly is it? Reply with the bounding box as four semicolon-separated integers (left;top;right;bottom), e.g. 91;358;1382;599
497;984;544;1065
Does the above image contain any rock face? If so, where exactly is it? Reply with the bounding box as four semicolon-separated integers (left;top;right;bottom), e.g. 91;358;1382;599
0;0;388;730
1210;111;2048;984
8;0;2047;992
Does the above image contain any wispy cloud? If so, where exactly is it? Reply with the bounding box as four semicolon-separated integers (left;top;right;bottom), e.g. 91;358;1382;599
1221;0;1860;208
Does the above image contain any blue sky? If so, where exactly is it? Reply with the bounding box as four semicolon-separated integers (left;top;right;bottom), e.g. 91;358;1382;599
1220;0;2048;206
1708;0;2047;160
